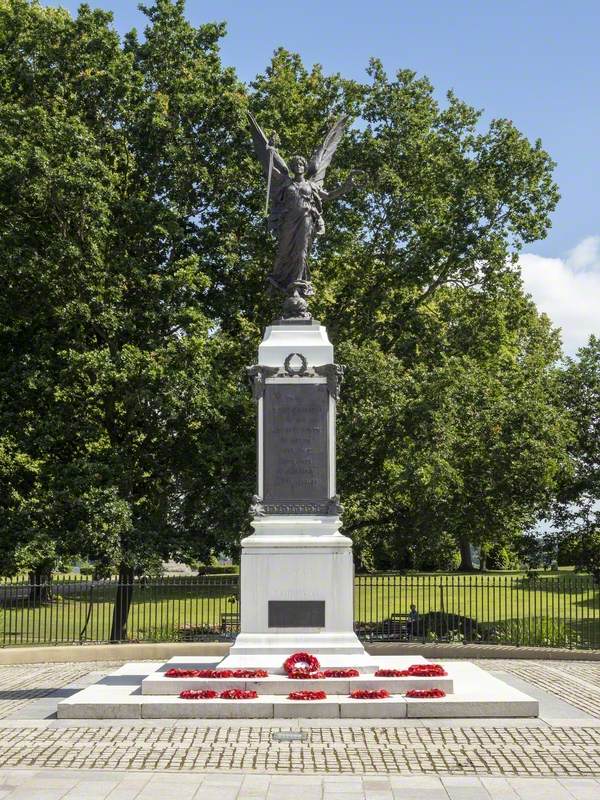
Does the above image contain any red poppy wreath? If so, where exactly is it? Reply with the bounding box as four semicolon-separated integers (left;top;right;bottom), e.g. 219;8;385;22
179;689;259;700
374;664;447;678
287;669;325;680
219;689;258;700
405;688;446;699
179;689;218;699
288;691;327;700
405;664;447;677
166;668;268;679
166;668;207;678
283;652;320;675
374;669;408;677
322;668;360;678
350;689;390;699
230;669;268;678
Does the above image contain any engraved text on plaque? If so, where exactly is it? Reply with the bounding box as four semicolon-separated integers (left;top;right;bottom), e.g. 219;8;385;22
263;383;329;513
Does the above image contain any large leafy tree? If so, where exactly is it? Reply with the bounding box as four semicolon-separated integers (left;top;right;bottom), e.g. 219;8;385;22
0;0;572;645
552;336;600;580
337;277;572;570
0;0;251;634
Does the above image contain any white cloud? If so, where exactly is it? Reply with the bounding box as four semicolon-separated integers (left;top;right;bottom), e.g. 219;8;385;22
519;235;600;356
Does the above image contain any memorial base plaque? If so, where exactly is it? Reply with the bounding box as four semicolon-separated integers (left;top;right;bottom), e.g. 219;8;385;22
268;600;325;628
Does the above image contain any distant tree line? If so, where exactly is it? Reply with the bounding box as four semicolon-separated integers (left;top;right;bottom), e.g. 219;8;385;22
0;0;598;637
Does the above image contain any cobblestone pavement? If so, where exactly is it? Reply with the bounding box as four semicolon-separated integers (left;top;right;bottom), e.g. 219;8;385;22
478;659;600;717
1;658;600;788
0;663;122;719
2;723;600;777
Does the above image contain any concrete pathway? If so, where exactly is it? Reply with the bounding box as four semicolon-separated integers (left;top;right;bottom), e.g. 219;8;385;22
0;769;600;799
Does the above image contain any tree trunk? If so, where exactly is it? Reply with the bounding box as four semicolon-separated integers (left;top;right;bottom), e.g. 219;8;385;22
458;536;474;572
28;568;52;604
109;565;135;642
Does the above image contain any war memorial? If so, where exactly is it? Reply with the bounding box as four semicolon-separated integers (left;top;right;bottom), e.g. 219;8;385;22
57;114;537;721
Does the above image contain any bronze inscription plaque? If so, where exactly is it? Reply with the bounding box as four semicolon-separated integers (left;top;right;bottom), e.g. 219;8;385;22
263;383;329;513
268;600;326;628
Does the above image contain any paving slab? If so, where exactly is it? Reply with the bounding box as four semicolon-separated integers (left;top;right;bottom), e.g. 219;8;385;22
0;772;594;800
558;778;600;799
272;699;342;718
141;697;274;719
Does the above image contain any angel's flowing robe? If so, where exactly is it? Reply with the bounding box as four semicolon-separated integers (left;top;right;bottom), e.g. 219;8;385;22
268;179;326;293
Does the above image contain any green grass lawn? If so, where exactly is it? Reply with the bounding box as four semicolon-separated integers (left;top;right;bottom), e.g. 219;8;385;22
0;571;598;648
354;571;597;622
354;572;600;648
0;578;239;646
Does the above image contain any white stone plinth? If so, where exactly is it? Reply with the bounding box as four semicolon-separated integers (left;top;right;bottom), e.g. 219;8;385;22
258;322;333;367
227;320;373;668
224;514;372;668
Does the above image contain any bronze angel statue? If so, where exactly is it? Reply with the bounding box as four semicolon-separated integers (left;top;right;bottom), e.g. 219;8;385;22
247;111;360;318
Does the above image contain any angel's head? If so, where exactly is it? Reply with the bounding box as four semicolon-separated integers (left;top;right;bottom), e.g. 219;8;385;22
289;155;307;177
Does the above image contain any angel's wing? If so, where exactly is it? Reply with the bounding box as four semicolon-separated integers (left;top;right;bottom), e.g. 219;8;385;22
246;111;290;195
306;115;348;187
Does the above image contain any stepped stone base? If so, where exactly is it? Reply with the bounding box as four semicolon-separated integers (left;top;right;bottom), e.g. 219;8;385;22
57;657;539;720
141;655;452;695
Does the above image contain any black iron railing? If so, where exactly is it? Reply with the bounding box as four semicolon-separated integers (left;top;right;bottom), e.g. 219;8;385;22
0;575;240;647
0;572;598;649
354;572;599;649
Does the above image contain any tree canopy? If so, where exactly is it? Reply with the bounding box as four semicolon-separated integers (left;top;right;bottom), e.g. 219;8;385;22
551;336;600;580
0;0;574;599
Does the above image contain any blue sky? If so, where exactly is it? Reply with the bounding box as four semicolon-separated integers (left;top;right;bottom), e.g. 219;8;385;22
48;0;600;353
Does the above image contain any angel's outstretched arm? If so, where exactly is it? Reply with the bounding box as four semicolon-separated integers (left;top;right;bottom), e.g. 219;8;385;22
321;170;364;202
321;184;349;202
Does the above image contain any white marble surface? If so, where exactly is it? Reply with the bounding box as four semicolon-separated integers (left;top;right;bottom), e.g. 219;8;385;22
222;638;373;666
258;322;334;367
234;525;357;639
237;320;363;662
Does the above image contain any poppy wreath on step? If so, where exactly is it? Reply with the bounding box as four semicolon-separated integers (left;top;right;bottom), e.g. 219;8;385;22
287;669;325;680
167;668;232;678
179;689;218;699
166;668;210;678
288;691;327;700
166;668;269;679
322;668;360;678
374;664;447;678
406;664;447;677
219;689;258;700
405;688;446;698
350;689;390;699
374;669;408;677
283;652;321;675
230;669;268;678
